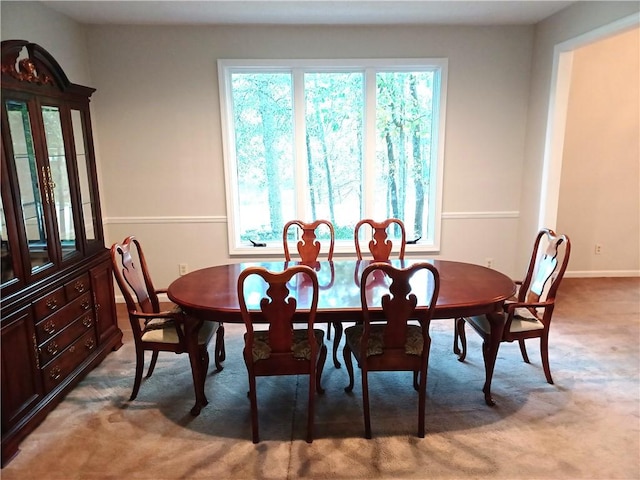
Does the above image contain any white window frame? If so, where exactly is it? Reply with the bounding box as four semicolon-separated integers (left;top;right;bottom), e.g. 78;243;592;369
218;58;448;256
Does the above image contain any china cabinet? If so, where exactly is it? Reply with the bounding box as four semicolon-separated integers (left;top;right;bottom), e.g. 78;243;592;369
1;40;123;465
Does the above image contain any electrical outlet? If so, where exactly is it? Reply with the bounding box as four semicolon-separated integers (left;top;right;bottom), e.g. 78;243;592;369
179;263;188;276
485;258;493;268
594;244;602;255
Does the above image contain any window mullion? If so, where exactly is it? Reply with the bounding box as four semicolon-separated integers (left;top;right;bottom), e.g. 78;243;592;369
293;69;307;222
363;68;377;237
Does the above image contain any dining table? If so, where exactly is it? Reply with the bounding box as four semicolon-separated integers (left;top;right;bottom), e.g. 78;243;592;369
167;258;516;415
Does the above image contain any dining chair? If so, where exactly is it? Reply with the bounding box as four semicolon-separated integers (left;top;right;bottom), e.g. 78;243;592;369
344;218;408;370
283;219;335;262
454;228;571;385
283;219;341;367
111;236;225;401
354;218;406;260
237;264;327;443
343;261;440;438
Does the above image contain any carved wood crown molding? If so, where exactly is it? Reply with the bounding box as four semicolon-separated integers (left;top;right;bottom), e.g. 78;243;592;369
1;57;53;85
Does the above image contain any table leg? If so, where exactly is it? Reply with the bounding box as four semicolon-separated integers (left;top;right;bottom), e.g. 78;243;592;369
332;321;343;368
482;312;506;406
184;316;209;416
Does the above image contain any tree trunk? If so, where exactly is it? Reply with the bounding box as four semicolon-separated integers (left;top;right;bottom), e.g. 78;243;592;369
258;90;282;235
385;129;399;221
391;106;406;221
410;75;425;237
305;132;317;220
315;109;335;225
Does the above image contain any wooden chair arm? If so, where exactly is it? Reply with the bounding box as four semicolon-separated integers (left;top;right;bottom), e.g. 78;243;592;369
503;300;555;329
130;310;181;321
131;309;187;342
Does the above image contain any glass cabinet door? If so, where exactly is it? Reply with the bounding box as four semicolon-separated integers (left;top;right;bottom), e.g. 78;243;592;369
71;109;98;244
0;189;14;284
41;105;79;260
5;99;53;273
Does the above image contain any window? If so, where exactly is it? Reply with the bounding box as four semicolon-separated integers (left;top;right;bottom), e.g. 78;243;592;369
218;59;447;255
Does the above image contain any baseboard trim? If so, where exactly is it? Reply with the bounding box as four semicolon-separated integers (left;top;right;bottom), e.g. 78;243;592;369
565;270;640;278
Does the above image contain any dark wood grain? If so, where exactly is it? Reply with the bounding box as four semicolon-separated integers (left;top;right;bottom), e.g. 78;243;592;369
168;259;516;415
168;259;515;321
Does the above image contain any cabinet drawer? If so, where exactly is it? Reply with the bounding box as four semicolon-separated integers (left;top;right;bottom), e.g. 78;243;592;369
42;329;97;394
39;313;95;366
64;274;91;302
35;293;93;343
33;287;66;321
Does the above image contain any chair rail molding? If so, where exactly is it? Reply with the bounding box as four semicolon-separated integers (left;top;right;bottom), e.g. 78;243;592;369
105;215;227;224
442;211;519;219
106;212;517;225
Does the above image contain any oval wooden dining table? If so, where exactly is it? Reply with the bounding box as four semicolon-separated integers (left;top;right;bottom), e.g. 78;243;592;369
167;259;516;415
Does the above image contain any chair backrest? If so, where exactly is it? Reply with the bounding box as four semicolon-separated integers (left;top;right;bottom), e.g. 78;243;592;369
518;228;571;305
354;218;406;260
360;262;439;353
238;265;319;360
110;236;160;315
283;220;335;262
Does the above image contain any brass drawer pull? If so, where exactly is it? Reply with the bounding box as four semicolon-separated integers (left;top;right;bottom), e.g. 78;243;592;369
46;298;58;310
32;334;40;369
46;342;59;356
74;281;86;293
81;300;91;311
43;320;56;334
82;316;93;328
85;338;95;350
49;366;61;381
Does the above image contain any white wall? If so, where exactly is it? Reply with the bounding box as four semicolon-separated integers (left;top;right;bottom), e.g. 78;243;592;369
88;24;531;286
0;1;91;86
557;27;639;276
519;1;639;274
2;1;639;289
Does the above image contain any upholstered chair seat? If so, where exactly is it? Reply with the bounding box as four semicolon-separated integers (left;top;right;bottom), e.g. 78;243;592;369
249;329;326;361
345;324;424;357
143;314;220;345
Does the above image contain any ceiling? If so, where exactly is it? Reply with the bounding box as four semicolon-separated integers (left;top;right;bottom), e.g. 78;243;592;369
39;1;577;26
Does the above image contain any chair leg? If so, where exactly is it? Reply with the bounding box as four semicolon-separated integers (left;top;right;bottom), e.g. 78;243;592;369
540;333;554;385
201;348;210;378
317;345;327;394
413;371;419;391
307;367;316;443
332;322;343;368
130;348;145;401
453;318;460;354
214;324;225;372
247;373;260;443
362;369;371;439
417;367;427;438
518;338;530;363
218;323;226;361
455;318;467;361
326;322;332;340
146;351;159;378
343;344;355;392
418;337;431;438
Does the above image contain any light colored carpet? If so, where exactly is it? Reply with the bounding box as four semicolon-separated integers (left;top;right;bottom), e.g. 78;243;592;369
2;278;639;479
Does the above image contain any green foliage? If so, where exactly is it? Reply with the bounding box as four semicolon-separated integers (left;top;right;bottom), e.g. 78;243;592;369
228;66;440;244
